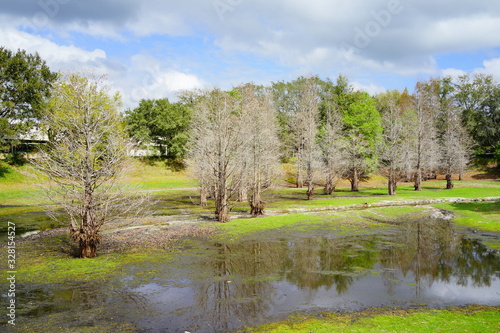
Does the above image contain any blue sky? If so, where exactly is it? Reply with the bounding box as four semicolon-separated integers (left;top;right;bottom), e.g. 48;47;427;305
1;0;499;108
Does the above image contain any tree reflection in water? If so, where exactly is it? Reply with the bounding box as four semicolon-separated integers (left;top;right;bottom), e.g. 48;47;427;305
190;218;500;331
9;218;499;332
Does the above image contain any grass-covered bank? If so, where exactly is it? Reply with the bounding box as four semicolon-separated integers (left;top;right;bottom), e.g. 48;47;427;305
1;159;499;240
10;232;172;284
432;201;500;232
240;306;500;333
217;206;427;240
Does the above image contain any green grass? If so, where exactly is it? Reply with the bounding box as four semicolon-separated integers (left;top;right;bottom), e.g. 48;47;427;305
242;306;500;333
123;159;198;189
263;184;500;212
1;160;499;237
10;234;173;284
433;201;500;233
359;206;432;219
218;214;328;239
216;206;417;240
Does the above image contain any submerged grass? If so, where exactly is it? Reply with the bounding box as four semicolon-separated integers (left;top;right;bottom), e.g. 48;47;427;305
242;306;500;333
9;234;173;284
216;206;419;240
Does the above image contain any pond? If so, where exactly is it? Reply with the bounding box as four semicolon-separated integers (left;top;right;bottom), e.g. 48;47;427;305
3;217;500;332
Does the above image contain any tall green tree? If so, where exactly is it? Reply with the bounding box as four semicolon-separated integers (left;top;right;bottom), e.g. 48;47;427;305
339;89;382;191
454;73;500;159
124;98;191;160
0;47;57;156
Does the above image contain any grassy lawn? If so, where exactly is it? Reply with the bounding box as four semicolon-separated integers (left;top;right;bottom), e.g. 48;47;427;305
242;306;500;333
433;201;500;232
123;159;198;189
1;160;499;235
264;183;500;212
217;206;428;239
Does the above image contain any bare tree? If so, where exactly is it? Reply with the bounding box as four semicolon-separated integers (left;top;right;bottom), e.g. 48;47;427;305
319;100;345;195
290;78;322;200
377;90;408;195
424;77;474;190
189;88;244;222
437;91;473;189
33;74;148;258
411;81;439;191
238;84;281;215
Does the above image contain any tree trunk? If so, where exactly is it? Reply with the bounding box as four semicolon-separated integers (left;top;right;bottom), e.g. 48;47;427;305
350;168;359;192
458;171;463;181
296;150;303;188
296;169;303;188
215;199;229;222
250;190;264;216
306;181;314;200
215;174;229;222
388;173;396;196
79;239;98;258
446;173;454;189
238;186;247;202
414;168;422;191
200;182;207;207
323;178;335;195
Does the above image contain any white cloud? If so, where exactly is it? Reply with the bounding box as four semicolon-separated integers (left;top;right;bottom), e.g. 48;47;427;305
117;54;205;107
474;58;500;81
441;68;467;78
0;28;106;68
2;1;500;97
0;29;205;108
419;15;500;54
125;69;205;107
352;81;387;96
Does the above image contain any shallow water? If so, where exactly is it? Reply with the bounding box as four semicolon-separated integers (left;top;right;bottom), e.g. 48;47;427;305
4;218;500;332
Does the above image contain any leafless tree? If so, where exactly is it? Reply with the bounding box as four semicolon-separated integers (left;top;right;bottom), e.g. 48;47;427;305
377;90;409;195
438;95;473;189
188;88;244;222
411;82;440;191
237;84;281;215
33;74;148;258
289;78;322;200
319;101;345;195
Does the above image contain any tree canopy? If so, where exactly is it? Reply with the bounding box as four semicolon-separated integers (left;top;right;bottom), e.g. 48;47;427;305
124;98;191;160
0;47;57;152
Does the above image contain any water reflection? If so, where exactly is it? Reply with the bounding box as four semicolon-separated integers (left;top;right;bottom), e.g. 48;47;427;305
175;219;500;332
4;218;499;332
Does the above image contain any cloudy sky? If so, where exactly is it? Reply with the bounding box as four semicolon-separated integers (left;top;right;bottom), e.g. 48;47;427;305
1;0;499;108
